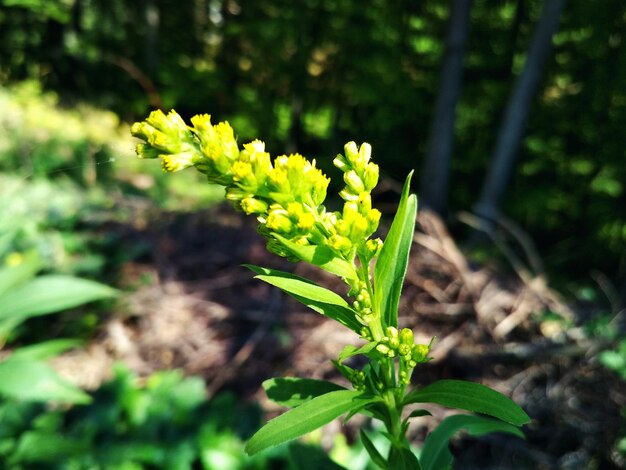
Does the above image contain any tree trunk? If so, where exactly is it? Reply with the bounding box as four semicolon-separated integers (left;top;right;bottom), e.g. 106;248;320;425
420;0;473;214
475;0;565;222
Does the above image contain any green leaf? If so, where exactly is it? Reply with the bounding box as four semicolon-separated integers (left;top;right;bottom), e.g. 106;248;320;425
0;358;91;404
13;431;87;462
288;442;346;470
0;274;118;323
337;342;378;363
388;445;421;470
404;380;530;426
245;390;372;455
406;409;433;419
420;414;525;470
263;377;345;408
360;429;388;470
271;234;358;281
373;172;417;328
0;254;40;298
10;339;83;360
245;265;362;333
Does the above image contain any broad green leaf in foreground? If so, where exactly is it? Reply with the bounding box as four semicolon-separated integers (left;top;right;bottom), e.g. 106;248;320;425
0;275;118;322
404;380;530;426
0;255;41;298
373;172;417;329
245;265;362;333
245;390;373;455
420;414;525;470
0;358;91;404
263;377;345;408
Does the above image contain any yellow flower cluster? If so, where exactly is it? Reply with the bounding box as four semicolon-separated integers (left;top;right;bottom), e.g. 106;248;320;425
130;110;382;268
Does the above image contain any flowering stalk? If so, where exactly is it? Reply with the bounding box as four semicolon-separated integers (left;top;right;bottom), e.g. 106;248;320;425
132;110;530;469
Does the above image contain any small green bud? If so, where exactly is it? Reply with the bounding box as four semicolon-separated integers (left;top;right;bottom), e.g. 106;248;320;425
412;344;430;363
400;328;414;346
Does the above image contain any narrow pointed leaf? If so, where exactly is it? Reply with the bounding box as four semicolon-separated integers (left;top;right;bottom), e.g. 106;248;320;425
374;172;417;328
360;429;388;470
337;341;378;363
420;414;525;470
0;275;118;322
245;390;371;455
271;234;358;281
263;377;345;407
388;445;421;470
245;265;362;333
404;380;530;426
10;339;83;360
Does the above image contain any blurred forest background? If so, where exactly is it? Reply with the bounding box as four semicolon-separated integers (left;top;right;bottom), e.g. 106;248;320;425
1;0;626;468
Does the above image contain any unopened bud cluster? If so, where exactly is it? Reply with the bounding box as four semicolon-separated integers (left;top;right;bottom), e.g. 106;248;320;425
331;142;383;262
376;327;431;385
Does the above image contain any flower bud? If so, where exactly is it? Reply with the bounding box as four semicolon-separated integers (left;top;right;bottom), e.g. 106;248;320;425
357;192;372;213
327;234;352;253
365;238;383;258
412;344;430;363
135;143;160;159
400;328;414;347
333;154;350;172
265;209;294;233
344;141;359;164
161;152;196;172
241;197;269;215
363;163;379;191
344;170;365;194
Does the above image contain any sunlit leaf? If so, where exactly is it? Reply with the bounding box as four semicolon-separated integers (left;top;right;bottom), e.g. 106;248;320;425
245;265;362;333
245;390;373;455
271;234;358;281
404;380;530;426
373;172;417;329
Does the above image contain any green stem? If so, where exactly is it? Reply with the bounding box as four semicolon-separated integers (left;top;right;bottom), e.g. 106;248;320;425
383;388;404;446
